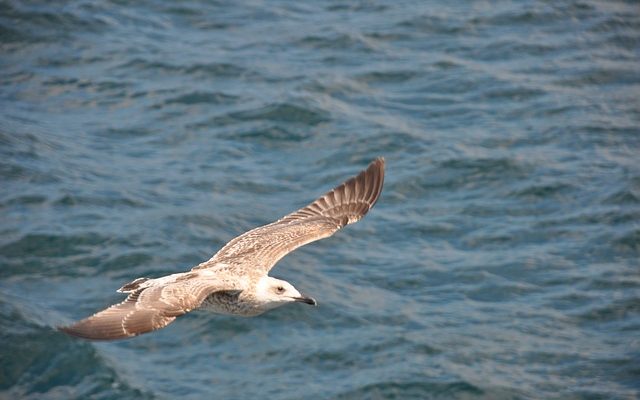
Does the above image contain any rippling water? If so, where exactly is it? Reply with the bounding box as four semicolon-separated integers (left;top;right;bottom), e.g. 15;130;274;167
1;1;639;399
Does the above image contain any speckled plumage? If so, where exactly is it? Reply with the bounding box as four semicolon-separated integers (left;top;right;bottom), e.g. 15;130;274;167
59;158;385;340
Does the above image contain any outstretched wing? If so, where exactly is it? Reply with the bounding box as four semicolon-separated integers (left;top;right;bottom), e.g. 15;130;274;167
59;274;238;340
195;157;385;275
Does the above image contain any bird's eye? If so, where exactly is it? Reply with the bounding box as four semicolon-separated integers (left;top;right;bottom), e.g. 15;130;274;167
276;286;285;294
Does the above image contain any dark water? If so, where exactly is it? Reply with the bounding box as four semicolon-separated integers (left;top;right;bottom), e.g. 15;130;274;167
1;0;639;398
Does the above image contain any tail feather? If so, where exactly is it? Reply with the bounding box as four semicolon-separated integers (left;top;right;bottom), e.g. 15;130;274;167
117;277;150;293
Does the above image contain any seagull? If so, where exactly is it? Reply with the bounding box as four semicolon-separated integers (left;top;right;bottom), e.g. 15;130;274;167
59;157;385;340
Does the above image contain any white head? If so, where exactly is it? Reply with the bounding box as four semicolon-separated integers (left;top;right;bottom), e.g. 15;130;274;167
255;276;317;311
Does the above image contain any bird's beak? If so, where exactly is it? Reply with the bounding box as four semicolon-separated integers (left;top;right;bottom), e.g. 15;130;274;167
293;296;317;306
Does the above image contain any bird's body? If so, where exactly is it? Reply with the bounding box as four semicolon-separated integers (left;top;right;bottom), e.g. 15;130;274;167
60;158;385;340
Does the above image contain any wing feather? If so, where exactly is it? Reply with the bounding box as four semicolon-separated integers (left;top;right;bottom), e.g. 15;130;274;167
195;157;384;275
59;274;238;340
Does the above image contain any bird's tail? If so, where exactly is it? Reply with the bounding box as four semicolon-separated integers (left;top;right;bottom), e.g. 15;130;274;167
117;277;150;293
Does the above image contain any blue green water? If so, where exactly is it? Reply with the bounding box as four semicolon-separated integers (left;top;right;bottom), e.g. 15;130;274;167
1;1;639;398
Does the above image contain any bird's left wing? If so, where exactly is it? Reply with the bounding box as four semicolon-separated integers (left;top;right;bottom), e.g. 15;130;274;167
194;157;384;275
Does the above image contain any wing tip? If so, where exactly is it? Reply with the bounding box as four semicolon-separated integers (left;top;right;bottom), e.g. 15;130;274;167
363;156;385;206
58;323;98;341
58;316;139;341
326;156;385;225
365;156;385;181
58;323;124;341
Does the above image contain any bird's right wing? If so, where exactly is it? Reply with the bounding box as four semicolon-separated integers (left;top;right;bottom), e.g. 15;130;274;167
59;273;239;340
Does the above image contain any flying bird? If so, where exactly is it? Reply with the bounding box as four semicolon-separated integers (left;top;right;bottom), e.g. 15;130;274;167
59;157;385;340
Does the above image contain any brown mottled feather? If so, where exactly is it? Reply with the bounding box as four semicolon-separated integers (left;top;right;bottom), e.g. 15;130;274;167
59;274;238;340
196;157;385;275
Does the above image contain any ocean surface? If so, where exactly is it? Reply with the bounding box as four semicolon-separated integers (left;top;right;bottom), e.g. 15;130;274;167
1;1;639;399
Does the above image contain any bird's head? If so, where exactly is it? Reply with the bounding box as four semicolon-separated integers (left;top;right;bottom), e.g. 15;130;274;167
255;276;317;309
